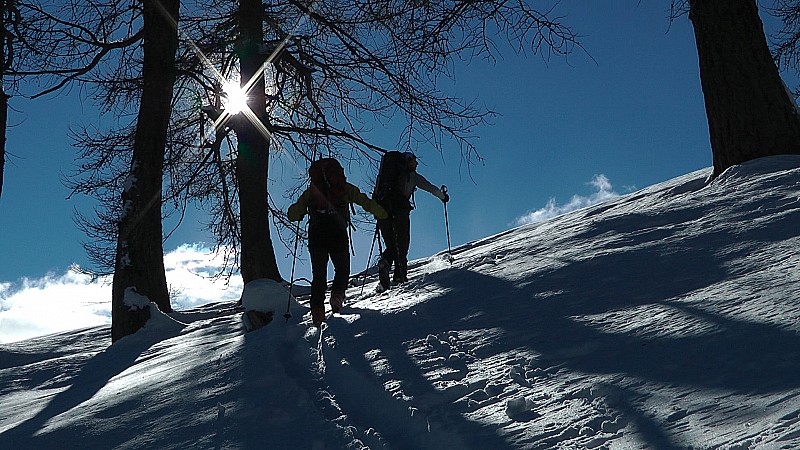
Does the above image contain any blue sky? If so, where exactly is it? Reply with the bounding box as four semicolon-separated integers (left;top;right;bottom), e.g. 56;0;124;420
0;2;740;286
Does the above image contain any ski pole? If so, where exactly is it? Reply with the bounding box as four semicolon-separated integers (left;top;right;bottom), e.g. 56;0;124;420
442;185;453;261
360;223;380;297
284;221;302;321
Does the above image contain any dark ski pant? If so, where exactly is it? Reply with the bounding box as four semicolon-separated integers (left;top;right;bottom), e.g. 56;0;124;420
378;214;411;282
308;219;350;310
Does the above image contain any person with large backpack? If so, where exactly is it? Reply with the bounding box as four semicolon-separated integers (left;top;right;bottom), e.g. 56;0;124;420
373;151;449;291
288;157;387;327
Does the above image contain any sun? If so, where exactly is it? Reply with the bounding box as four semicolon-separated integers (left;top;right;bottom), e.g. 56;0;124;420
222;81;249;114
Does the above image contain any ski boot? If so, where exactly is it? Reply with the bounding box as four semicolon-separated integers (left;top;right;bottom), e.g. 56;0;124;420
393;262;408;285
330;289;345;314
311;304;326;328
378;258;391;291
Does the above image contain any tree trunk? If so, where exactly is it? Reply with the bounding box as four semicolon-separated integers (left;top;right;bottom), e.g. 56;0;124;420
1;87;6;201
111;0;179;342
235;0;282;284
1;1;7;201
690;0;800;178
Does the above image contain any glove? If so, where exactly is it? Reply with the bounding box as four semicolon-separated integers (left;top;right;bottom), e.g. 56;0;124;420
287;203;305;221
440;185;449;203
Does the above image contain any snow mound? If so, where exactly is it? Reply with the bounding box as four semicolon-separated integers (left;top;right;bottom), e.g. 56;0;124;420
240;278;301;331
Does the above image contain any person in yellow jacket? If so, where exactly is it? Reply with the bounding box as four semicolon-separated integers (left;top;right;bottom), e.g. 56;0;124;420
288;158;387;327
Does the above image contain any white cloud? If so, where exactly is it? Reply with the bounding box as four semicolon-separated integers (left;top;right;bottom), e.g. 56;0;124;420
0;271;111;344
514;174;621;226
0;244;243;344
164;244;243;310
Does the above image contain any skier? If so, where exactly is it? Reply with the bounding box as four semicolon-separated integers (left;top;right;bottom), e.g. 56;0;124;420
374;151;449;291
288;158;387;327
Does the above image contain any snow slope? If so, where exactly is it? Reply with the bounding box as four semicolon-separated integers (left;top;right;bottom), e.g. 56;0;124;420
3;155;800;449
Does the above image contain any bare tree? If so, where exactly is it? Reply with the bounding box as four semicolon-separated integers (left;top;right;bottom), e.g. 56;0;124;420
5;0;144;237
0;0;10;201
67;1;583;287
0;0;174;340
235;0;281;283
110;0;180;341
769;1;800;95
183;0;583;281
683;0;800;177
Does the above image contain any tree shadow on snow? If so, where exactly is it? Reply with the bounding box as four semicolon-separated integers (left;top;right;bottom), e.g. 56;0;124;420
333;239;800;449
425;261;800;393
0;331;159;447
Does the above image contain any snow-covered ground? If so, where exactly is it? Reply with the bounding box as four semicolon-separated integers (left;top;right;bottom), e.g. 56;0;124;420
3;156;800;449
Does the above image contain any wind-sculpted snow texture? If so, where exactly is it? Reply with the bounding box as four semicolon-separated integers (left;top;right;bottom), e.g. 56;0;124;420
4;155;800;448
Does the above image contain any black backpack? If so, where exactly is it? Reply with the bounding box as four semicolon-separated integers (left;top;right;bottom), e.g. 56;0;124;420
308;157;347;214
373;151;413;212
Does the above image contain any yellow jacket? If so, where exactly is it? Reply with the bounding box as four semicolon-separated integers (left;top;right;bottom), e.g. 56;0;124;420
288;183;388;222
